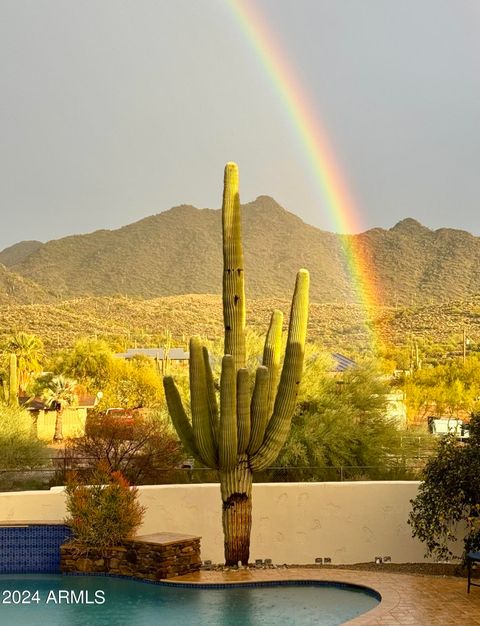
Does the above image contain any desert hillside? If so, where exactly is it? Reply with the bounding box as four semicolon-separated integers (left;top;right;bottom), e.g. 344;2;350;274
3;197;480;306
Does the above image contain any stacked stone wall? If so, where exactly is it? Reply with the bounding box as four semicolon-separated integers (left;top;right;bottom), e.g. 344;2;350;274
61;533;201;580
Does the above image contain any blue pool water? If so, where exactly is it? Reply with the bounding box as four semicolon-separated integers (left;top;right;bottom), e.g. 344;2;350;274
0;575;380;626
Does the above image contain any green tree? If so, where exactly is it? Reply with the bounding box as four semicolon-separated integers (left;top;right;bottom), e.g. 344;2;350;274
4;332;44;394
100;358;163;409
278;359;403;477
60;338;113;389
409;414;480;560
7;353;18;406
404;357;480;422
42;375;78;442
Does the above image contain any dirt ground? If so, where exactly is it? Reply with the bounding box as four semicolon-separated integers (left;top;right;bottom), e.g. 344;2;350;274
206;562;474;578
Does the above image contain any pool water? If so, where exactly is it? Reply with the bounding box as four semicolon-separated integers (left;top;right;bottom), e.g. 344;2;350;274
0;574;379;626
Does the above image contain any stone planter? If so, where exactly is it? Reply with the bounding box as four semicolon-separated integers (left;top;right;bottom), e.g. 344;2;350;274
61;532;201;580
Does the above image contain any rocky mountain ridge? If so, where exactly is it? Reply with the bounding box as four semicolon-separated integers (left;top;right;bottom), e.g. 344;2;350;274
1;197;479;306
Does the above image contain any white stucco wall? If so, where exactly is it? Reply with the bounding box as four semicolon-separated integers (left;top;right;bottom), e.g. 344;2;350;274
0;482;458;565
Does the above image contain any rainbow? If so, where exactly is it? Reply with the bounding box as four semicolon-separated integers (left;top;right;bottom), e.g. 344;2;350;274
227;0;383;349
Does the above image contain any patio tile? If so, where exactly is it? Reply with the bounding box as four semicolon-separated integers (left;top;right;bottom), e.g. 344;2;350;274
169;567;480;625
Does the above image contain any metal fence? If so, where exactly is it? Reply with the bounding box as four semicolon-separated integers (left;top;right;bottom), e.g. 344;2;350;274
0;457;427;492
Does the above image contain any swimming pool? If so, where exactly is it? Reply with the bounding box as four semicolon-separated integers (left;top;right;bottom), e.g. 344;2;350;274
0;574;380;626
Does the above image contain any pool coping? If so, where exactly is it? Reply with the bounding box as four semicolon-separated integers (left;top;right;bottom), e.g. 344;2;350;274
0;520;66;526
163;567;480;625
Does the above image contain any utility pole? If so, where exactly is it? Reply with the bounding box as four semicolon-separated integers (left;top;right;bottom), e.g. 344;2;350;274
463;328;467;365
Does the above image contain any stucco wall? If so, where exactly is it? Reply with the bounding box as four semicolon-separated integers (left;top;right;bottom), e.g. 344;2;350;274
0;482;459;565
34;408;87;440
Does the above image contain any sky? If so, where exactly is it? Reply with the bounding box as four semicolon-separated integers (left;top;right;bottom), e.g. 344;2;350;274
1;0;479;251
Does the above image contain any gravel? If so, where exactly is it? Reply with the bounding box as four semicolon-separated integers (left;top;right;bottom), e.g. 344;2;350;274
202;562;471;578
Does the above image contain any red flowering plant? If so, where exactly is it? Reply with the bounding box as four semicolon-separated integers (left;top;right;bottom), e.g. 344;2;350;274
64;462;145;551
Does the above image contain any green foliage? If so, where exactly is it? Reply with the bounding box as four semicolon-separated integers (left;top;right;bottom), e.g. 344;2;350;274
404;356;480;420
41;374;78;442
99;358;164;409
64;464;145;550
57;338;113;389
0;404;47;468
41;374;77;409
8;353;18;406
0;262;50;306
376;345;411;373
4;291;480;363
5;195;480;308
409;415;480;560
3;332;44;393
278;359;402;474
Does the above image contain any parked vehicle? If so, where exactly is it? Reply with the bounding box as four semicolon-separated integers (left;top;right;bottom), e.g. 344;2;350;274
105;407;142;425
428;416;470;441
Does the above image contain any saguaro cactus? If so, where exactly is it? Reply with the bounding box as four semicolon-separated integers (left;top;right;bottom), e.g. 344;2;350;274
8;353;18;406
163;162;309;565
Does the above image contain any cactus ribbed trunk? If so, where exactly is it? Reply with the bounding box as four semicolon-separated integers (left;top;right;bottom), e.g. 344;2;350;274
220;454;252;566
163;162;309;566
222;162;246;371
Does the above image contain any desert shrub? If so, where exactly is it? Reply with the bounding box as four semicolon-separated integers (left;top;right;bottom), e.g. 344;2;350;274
64;463;145;550
409;414;480;560
0;404;47;468
61;410;183;484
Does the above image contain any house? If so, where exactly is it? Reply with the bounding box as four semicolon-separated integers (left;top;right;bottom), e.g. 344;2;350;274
330;353;407;428
114;347;189;374
385;390;407;428
19;394;99;440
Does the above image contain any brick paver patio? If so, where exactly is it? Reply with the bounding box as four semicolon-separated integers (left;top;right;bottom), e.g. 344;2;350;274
171;567;480;625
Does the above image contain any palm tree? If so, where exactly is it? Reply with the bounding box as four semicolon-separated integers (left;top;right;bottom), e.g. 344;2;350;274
6;332;44;394
42;375;77;442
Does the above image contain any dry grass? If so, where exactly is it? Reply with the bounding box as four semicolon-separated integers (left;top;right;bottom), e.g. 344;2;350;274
2;292;480;356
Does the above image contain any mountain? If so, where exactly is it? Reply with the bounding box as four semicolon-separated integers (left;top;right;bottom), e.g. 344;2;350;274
2;197;480;305
0;264;54;305
0;240;43;267
362;218;480;305
2;197;351;303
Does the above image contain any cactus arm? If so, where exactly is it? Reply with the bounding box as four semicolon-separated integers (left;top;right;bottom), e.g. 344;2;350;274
236;368;250;454
163;376;204;465
219;355;237;470
162;162;309;566
203;346;219;445
262;310;283;418
222;162;246;371
246;365;269;456
250;269;309;471
189;337;217;468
